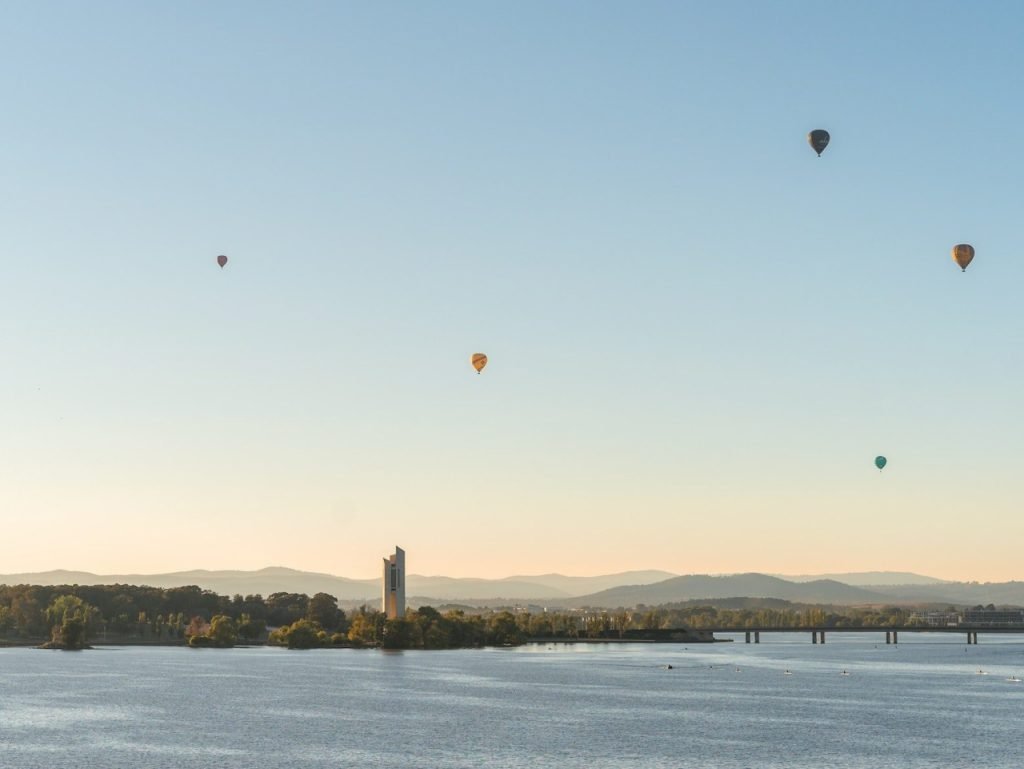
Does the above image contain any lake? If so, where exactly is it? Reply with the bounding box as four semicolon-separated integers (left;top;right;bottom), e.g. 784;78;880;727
1;634;1023;768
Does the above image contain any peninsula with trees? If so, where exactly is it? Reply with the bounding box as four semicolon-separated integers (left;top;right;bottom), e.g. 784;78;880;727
2;581;1016;651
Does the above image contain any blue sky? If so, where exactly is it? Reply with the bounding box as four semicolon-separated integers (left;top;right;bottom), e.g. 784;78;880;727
1;2;1022;579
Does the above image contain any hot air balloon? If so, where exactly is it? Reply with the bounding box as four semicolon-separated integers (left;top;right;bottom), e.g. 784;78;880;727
875;456;887;471
471;353;488;374
807;129;830;157
217;254;228;269
951;244;974;272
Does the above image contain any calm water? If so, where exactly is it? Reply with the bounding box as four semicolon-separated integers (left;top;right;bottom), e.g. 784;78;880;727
2;634;1023;768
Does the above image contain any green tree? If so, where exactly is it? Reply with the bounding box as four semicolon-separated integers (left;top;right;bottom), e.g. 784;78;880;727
45;595;97;644
612;611;631;638
266;593;310;626
236;613;265;642
413;607;457;649
382;617;414;649
347;607;383;647
442;609;486;647
11;593;45;638
524;612;553;637
54;617;87;650
269;619;326;649
0;605;12;636
207;615;238;647
308;593;345;632
486;612;527;646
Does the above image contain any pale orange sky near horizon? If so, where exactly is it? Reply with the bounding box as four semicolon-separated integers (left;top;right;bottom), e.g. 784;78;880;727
5;476;1018;583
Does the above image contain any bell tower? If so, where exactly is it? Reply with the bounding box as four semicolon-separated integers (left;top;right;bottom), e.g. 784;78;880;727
382;546;405;619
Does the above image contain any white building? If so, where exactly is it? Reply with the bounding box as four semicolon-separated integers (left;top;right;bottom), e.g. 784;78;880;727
382;546;406;619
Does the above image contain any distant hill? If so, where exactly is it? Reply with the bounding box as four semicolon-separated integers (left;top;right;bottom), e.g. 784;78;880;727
4;568;1020;608
555;575;1024;609
552;573;890;608
404;576;573;600
0;567;380;601
0;567;675;602
409;571;677;600
499;571;677;596
777;571;947;586
870;582;1024;606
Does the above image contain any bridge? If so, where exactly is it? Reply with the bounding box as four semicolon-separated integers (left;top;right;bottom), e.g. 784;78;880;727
549;626;1024;645
703;626;1024;645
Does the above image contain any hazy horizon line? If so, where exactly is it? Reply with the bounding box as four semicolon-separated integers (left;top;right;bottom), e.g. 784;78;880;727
0;564;964;583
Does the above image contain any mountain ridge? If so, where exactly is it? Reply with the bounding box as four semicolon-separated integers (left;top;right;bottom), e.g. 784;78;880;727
3;568;1022;607
0;567;676;601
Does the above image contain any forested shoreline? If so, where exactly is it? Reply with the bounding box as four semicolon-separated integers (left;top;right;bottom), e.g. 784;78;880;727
0;583;983;651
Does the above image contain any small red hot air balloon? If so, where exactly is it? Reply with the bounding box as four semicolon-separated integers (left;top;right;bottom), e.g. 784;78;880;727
217;255;228;269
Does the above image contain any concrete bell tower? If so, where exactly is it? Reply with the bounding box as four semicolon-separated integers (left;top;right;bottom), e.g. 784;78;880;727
382;546;406;619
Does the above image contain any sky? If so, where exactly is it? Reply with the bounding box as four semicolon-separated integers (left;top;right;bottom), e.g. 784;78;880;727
2;1;1023;581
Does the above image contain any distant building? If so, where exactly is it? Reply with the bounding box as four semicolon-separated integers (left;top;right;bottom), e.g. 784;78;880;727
909;611;960;627
909;608;1024;627
382;546;406;619
961;608;1024;626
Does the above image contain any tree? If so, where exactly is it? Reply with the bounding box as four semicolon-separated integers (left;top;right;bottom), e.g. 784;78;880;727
411;606;456;649
486;612;526;646
523;612;553;638
236;613;265;642
269;619;326;649
308;593;345;632
11;594;45;638
185;616;210;640
442;609;485;647
0;605;12;636
348;607;384;647
612;611;630;638
54;617;87;650
266;593;309;627
639;609;665;630
382;617;414;649
45;595;97;645
231;594;269;625
207;615;238;648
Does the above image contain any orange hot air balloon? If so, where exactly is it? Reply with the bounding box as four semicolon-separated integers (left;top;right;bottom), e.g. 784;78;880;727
951;244;974;272
471;353;488;374
217;254;228;269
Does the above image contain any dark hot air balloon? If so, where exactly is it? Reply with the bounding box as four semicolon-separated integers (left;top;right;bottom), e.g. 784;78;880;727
875;456;887;471
807;129;830;157
217;255;228;269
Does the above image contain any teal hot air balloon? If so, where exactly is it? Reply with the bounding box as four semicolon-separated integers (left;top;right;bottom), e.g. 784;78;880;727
874;456;887;471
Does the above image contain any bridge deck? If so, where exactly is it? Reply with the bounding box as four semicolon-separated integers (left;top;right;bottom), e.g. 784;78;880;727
702;625;1024;633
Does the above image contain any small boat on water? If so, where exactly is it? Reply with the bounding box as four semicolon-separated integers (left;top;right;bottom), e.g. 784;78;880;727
976;669;988;675
1007;676;1022;683
840;670;850;676
783;670;792;676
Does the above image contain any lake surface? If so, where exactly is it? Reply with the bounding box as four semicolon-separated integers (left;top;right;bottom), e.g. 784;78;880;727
2;634;1023;768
